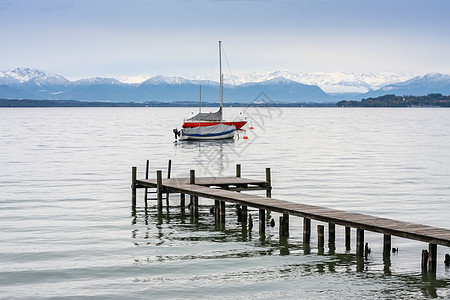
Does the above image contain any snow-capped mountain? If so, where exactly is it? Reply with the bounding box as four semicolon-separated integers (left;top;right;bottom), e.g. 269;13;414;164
0;68;69;85
139;75;217;86
72;77;124;86
214;70;415;93
1;68;449;103
365;72;450;97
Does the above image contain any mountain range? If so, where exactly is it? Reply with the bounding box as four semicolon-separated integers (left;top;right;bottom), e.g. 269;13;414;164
1;68;449;103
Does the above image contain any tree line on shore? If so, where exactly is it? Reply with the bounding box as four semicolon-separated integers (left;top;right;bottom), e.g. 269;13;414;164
336;94;450;107
2;94;450;108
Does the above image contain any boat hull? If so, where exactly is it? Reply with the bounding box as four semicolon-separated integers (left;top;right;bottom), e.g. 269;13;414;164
182;121;246;129
179;130;235;141
179;123;236;141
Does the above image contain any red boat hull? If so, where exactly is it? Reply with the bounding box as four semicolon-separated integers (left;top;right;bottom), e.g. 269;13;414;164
182;121;247;129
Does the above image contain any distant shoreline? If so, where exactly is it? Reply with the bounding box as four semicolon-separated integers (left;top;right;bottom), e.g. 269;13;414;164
1;95;449;108
0;98;335;108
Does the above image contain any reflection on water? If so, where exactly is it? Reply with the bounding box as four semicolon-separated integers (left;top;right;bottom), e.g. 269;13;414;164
175;138;237;176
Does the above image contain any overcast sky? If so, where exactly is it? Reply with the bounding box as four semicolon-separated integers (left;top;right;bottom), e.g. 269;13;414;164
1;0;449;81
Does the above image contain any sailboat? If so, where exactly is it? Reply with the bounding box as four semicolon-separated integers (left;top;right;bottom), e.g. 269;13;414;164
173;85;236;141
181;41;247;129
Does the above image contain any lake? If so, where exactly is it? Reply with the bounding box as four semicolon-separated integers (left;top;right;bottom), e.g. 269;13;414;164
0;107;449;299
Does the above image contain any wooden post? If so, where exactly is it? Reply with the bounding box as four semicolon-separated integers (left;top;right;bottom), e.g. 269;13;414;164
428;243;437;273
303;218;311;244
144;160;149;207
236;205;242;222
317;225;325;249
220;201;226;224
156;170;162;212
421;249;429;272
215;200;220;224
279;216;283;236
180;193;185;210
383;234;391;254
328;223;335;244
190;170;198;218
345;226;351;250
356;228;364;256
241;205;248;227
265;168;271;198
235;164;243;221
259;209;265;236
131;166;137;209
279;214;289;237
166;160;172;207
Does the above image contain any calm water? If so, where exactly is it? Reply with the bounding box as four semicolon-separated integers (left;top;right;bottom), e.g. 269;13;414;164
0;107;449;299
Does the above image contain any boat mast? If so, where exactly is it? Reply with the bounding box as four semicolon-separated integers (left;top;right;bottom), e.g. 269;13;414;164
199;85;202;114
199;85;202;126
219;40;223;120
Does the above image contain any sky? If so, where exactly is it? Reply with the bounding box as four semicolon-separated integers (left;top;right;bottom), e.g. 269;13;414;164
1;0;449;82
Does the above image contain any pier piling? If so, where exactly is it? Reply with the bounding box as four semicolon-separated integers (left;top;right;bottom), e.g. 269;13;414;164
318;225;325;254
329;223;335;244
259;209;266;236
131;166;137;209
144;160;149;207
422;249;429;272
220;201;226;224
383;234;391;254
190;170;199;218
241;205;248;227
166;160;172;207
428;243;437;273
265;168;271;198
156;170;162;212
345;226;351;250
180;193;185;210
279;214;289;237
356;229;364;256
303;218;311;244
214;200;220;223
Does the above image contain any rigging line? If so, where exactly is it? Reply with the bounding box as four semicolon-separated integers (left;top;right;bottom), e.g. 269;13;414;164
221;44;237;87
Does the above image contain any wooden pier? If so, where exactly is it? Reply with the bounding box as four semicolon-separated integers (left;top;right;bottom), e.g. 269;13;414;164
131;162;450;274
